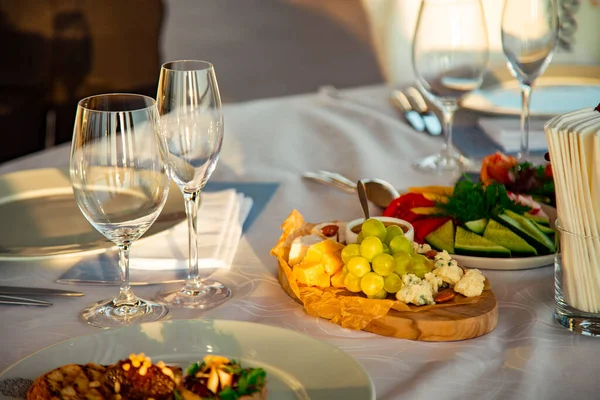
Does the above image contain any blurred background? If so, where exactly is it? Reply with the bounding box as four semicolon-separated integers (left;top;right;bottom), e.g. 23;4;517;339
0;0;598;164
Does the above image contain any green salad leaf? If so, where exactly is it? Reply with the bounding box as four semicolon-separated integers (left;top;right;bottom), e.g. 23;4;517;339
437;176;531;224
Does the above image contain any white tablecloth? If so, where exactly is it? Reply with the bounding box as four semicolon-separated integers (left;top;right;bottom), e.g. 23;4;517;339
0;85;597;399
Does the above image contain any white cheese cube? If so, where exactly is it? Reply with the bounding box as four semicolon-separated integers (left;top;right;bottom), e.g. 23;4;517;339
288;234;323;266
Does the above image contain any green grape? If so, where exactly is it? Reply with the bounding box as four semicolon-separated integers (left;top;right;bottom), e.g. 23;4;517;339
367;289;388;299
361;218;387;241
341;244;361;264
383;273;403;293
382;243;391;254
360;272;385;296
393;251;412;276
346;256;371;278
357;232;364;244
389;235;413;254
342;265;349;274
410;254;435;278
371;253;395;276
384;225;404;245
344;272;362;292
360;236;384;262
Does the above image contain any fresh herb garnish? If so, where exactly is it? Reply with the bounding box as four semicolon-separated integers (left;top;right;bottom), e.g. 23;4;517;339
186;362;203;376
217;368;267;399
437;177;531;224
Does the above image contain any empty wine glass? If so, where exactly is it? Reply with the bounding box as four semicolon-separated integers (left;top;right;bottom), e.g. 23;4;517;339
156;60;230;309
70;94;171;328
411;0;489;173
501;0;558;161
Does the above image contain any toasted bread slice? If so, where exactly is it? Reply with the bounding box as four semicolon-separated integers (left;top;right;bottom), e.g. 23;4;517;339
27;363;108;400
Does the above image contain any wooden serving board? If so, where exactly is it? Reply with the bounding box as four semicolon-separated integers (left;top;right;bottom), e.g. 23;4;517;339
278;267;498;342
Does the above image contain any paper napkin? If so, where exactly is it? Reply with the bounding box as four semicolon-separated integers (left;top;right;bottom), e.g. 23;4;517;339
478;117;548;153
129;189;253;270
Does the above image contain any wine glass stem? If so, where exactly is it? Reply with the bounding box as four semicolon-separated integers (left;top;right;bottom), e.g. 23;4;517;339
519;83;532;160
115;243;137;306
441;105;457;157
184;190;203;290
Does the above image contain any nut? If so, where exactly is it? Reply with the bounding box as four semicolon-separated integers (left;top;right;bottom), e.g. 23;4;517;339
424;250;438;259
321;224;339;237
434;289;455;303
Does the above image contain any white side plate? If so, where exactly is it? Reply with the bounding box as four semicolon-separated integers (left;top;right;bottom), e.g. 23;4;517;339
461;64;600;117
0;168;185;260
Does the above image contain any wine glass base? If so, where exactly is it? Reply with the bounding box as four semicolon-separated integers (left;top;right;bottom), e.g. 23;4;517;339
158;279;231;309
412;152;475;174
81;297;169;329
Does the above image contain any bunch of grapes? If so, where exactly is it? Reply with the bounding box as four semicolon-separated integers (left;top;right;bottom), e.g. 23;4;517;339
340;219;434;299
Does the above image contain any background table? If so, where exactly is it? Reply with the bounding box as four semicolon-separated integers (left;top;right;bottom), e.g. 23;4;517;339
0;85;597;399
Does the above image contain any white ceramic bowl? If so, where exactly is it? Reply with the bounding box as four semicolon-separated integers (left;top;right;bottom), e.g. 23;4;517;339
345;216;414;244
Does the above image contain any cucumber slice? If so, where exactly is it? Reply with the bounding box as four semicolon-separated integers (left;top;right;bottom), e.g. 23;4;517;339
455;226;511;258
524;212;550;226
533;221;555;235
464;218;488;235
495;210;556;254
425;220;455;253
483;220;537;256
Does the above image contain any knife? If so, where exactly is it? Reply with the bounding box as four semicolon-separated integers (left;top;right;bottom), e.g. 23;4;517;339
404;87;442;136
390;90;426;133
0;286;84;297
0;295;53;306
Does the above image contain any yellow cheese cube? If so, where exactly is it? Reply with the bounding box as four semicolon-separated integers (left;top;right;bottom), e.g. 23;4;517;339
330;270;346;288
311;239;345;255
322;252;344;275
314;272;332;288
303;246;322;263
293;262;325;285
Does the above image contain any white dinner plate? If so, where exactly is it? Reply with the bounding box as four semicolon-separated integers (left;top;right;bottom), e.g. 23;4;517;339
450;204;557;271
0;319;375;400
461;64;600;117
0;168;185;260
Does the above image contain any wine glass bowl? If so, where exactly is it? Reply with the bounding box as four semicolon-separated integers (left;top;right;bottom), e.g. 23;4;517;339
70;94;171;328
411;0;489;173
501;0;558;160
156;60;230;309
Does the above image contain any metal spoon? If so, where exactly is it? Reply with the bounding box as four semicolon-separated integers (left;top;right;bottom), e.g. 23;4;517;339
303;171;400;209
357;180;371;219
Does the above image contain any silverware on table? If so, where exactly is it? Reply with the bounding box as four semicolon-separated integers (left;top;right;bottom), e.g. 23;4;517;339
0;286;84;297
356;180;371;219
56;278;184;286
404;87;442;136
390;90;426;133
302;171;400;209
0;295;53;307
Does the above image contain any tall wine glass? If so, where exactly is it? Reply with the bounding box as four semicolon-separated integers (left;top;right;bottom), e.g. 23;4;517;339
411;0;489;173
501;0;558;161
70;94;171;328
156;60;230;309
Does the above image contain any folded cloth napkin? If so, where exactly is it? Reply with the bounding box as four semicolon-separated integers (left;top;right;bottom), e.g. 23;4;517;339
129;189;252;270
478;117;548;153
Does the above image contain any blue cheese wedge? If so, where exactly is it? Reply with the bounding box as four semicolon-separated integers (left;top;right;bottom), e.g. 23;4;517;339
396;274;435;306
424;272;443;295
432;250;464;285
454;269;485;297
288;234;323;266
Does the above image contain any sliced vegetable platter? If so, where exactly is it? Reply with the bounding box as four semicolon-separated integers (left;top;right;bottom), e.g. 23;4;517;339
384;178;557;271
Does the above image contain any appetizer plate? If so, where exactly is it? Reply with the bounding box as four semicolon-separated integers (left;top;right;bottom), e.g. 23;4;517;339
0;168;185;260
0;319;375;400
461;64;600;117
450;204;557;271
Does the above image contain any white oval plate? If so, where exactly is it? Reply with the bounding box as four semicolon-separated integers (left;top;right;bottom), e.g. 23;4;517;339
0;319;375;400
450;204;557;271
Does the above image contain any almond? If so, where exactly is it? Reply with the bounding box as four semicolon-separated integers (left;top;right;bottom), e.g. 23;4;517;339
321;224;339;237
434;289;455;303
424;250;438;259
